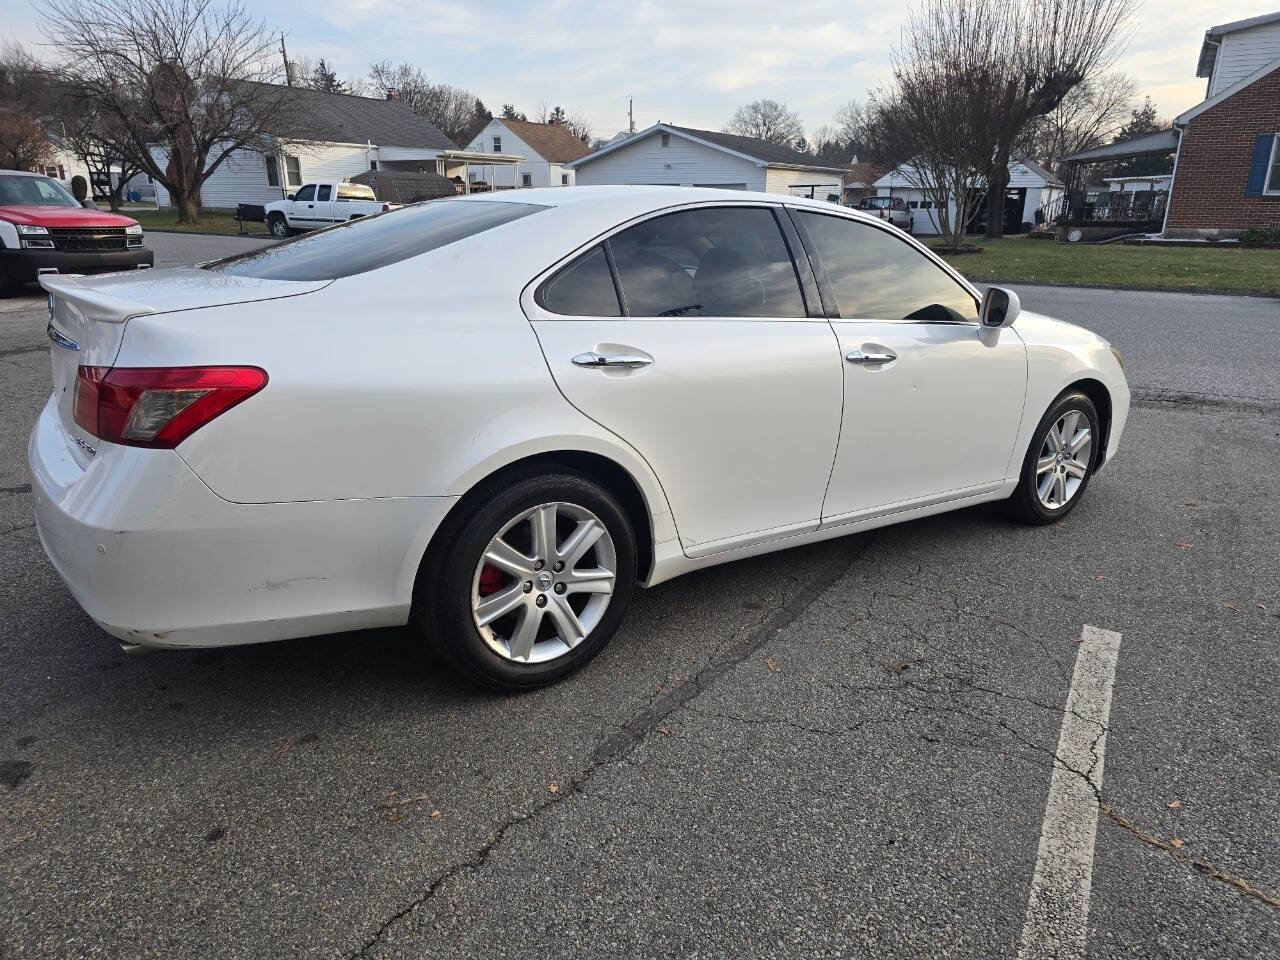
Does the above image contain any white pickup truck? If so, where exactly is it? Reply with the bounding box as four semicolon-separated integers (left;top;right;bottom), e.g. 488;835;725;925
263;181;396;237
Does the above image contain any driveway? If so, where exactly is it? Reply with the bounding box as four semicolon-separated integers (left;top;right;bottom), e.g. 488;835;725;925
1;250;1276;958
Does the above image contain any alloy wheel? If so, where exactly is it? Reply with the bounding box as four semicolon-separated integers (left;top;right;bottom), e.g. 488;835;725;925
471;501;617;664
1035;409;1093;510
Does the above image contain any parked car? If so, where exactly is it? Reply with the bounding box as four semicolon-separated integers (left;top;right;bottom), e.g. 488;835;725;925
0;170;152;296
31;186;1128;689
858;194;913;233
263;180;397;237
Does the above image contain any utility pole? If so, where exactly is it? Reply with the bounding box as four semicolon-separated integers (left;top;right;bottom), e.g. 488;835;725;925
280;33;291;85
628;96;635;135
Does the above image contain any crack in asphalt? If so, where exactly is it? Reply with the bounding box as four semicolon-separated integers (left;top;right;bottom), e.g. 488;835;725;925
1;483;32;495
0;344;46;361
1131;389;1280;415
348;536;877;957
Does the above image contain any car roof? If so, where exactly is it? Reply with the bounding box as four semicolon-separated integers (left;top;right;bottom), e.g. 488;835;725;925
457;184;883;230
0;170;47;178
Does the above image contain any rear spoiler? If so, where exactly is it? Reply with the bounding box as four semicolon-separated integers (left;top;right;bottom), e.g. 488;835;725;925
40;274;156;325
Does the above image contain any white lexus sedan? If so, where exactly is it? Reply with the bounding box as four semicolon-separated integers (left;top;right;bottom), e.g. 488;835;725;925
30;186;1129;689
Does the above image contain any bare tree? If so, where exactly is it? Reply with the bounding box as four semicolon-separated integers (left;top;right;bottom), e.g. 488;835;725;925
833;100;866;157
725;99;803;147
1018;70;1137;177
39;0;297;223
0;41;57;171
53;92;147;210
861;0;1011;249
561;109;594;146
367;61;489;146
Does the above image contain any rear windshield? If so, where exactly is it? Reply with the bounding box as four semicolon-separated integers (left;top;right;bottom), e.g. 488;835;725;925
204;199;545;281
862;197;894;209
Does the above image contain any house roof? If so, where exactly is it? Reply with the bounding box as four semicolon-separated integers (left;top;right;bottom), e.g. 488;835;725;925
1177;54;1280;124
568;122;848;173
495;119;592;163
1059;128;1179;164
252;83;457;150
843;162;884;187
1197;10;1280;78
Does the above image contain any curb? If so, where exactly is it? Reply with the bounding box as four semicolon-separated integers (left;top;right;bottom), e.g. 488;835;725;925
144;228;273;239
965;278;1280;300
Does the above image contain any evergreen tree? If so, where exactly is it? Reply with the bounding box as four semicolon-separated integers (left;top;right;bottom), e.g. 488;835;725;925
309;58;346;95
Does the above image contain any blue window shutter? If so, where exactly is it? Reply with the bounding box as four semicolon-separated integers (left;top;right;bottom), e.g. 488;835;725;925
1245;134;1274;196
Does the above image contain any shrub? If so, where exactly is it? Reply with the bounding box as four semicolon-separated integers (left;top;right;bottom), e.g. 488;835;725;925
1239;226;1280;246
70;175;88;202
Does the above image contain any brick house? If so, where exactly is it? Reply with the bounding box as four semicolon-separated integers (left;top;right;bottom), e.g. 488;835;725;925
1058;11;1280;239
1163;11;1280;238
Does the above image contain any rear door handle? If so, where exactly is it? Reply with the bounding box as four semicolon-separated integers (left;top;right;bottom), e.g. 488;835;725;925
572;351;652;369
846;349;897;364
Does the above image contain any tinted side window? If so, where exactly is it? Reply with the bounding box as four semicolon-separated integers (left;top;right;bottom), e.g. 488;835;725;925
295;184;316;202
537;245;621;316
205;200;544;281
609;207;806;318
798;212;978;323
317;184;332;201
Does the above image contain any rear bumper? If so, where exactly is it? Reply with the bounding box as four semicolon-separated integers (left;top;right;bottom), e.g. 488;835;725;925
28;396;455;649
2;245;154;282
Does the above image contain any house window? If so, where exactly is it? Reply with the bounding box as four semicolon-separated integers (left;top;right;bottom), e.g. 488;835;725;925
284;155;302;187
43;166;58;179
522;172;532;187
661;133;670;147
264;154;280;186
493;136;502;152
369;160;377;170
561;173;569;185
1268;134;1280;194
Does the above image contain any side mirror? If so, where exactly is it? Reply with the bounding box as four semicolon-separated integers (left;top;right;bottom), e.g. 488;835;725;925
980;286;1020;329
286;193;295;201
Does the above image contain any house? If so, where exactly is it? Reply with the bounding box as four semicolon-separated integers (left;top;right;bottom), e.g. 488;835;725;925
841;162;882;206
871;158;1064;235
463;118;591;188
151;84;526;211
1059;11;1280;239
566;123;848;200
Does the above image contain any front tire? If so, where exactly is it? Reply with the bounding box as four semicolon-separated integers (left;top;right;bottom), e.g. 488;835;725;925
413;471;637;690
1007;391;1100;525
267;214;292;238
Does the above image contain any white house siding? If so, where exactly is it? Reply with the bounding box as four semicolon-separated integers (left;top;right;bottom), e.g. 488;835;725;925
573;131;766;190
463;120;554;188
764;167;843;202
1208;20;1280;96
152;141;379;210
874;161;1062;235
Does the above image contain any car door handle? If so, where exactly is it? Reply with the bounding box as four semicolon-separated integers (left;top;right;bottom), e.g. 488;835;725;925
846;349;897;364
572;351;652;369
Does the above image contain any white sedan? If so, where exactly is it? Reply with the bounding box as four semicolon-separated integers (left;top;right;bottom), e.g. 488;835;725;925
29;186;1129;689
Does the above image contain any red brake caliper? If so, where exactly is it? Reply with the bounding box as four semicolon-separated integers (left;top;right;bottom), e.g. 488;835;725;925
478;564;504;597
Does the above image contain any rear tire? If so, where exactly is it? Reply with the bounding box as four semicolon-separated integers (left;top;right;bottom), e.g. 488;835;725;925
0;257;25;298
412;471;637;690
1007;391;1100;525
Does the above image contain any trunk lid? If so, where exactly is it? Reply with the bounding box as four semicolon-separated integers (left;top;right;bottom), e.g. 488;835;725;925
40;268;330;468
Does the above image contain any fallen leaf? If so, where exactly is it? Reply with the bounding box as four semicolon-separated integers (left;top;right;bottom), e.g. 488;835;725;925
388;810;404;823
547;784;559;795
1222;602;1237;610
1094;574;1107;581
1171;837;1185;849
1167;800;1182;810
430;809;441;818
890;657;910;673
657;725;671;737
1176;543;1194;549
764;658;780;673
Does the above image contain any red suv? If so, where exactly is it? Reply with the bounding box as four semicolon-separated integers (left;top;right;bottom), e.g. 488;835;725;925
0;171;153;296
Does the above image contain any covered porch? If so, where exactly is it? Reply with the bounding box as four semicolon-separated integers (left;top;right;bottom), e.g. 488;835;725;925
1053;128;1178;241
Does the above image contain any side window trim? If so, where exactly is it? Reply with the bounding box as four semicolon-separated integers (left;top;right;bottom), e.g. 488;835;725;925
788;207;980;324
600;239;630;317
772;207;823;319
783;207;839;319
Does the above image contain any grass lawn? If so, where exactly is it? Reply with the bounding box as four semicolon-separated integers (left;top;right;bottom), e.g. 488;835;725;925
128;209;269;237
935;236;1280;296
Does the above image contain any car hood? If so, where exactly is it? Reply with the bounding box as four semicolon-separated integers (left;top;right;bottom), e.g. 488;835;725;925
0;204;140;228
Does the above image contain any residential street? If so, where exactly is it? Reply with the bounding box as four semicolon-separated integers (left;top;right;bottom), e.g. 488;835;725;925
1;232;1277;958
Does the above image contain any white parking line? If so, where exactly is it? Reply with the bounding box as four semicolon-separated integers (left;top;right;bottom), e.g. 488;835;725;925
1016;624;1123;960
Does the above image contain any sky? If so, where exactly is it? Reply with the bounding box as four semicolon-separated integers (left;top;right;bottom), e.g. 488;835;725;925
5;0;1275;139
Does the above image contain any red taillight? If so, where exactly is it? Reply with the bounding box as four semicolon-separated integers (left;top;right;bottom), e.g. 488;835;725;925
74;366;268;449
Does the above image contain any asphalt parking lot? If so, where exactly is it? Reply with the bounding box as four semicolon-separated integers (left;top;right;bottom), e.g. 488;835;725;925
1;231;1277;958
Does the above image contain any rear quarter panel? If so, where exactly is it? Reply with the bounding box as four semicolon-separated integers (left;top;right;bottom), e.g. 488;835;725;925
113;224;675;537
